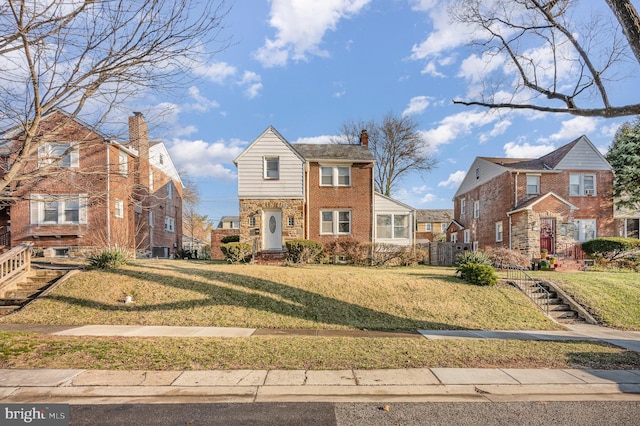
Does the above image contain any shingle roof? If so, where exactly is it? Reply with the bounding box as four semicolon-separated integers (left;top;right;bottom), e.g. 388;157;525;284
292;143;375;162
416;209;454;223
483;137;582;171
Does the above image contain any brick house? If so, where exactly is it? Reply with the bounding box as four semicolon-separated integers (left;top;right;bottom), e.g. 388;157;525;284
449;135;615;259
415;209;453;242
0;111;183;258
232;126;414;255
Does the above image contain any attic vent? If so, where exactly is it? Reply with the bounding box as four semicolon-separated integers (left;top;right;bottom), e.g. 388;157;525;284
475;167;480;180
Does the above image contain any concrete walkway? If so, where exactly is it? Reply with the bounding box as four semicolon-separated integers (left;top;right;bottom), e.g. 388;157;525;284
1;323;639;403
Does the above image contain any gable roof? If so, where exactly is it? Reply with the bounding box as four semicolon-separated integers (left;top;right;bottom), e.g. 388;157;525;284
292;143;374;162
233;126;305;165
416;209;454;223
508;192;579;215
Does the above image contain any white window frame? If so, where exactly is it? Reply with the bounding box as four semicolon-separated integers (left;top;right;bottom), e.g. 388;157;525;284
473;241;479;251
461;199;466;215
425;223;432;232
288;216;295;227
118;151;128;175
526;174;540;194
249;216;256;227
37;143;79;169
473;200;480;219
495;221;503;242
570;173;597;196
574;219;596;242
321;210;351;235
30;194;87;225
115;199;124;218
320;165;351;187
167;182;173;200
463;229;471;243
164;216;175;233
450;233;457;243
441;223;448;233
264;156;279;179
377;214;410;239
149;169;154;192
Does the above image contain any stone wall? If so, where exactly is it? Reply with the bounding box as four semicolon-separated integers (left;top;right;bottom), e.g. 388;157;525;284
239;198;304;251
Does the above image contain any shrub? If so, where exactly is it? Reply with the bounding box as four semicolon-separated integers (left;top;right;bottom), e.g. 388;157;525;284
324;238;370;265
370;244;426;266
221;235;240;244
455;250;492;267
456;263;497;286
486;247;532;269
581;237;640;261
286;240;323;264
220;242;252;263
88;249;129;269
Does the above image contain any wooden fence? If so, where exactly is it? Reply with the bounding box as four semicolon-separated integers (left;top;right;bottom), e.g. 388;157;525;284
419;242;472;266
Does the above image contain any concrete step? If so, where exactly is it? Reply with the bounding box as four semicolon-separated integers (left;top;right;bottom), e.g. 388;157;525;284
0;305;21;315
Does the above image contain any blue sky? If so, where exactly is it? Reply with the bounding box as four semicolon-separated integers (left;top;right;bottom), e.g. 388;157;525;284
135;0;639;225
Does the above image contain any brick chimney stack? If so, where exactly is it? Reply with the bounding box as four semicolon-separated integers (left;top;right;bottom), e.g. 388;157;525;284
128;112;152;251
359;129;369;146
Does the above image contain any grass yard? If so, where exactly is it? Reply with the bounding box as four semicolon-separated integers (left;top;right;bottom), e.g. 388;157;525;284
2;332;639;370
535;271;640;331
1;260;563;331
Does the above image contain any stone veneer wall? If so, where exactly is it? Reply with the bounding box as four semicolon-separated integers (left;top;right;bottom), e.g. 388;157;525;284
239;199;304;251
511;210;581;259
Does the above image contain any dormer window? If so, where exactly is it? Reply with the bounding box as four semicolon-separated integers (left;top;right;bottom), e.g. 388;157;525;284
264;157;279;179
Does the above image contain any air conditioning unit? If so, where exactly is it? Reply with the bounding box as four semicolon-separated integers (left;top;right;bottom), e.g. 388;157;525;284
584;189;595;196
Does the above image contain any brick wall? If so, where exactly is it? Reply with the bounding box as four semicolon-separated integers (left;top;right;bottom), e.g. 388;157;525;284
210;228;240;260
306;162;373;245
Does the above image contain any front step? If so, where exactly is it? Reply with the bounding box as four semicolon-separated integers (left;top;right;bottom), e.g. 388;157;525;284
0;269;68;315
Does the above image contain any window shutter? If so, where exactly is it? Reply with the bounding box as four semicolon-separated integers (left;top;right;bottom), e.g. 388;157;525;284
30;194;41;224
70;145;79;167
79;194;88;224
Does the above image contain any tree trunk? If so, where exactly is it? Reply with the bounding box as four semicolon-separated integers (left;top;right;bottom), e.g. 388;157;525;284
605;0;640;65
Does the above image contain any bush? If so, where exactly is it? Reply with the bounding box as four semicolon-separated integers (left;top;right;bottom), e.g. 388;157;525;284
455;250;492;267
581;237;640;261
324;238;370;265
370;244;426;266
220;242;252;263
286;239;324;264
88;249;129;269
221;235;240;244
486;247;532;269
456;263;497;286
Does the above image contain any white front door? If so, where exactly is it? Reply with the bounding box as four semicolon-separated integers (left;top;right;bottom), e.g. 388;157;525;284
263;210;282;250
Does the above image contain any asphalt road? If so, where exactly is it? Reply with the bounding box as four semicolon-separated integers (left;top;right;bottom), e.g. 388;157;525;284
69;401;640;425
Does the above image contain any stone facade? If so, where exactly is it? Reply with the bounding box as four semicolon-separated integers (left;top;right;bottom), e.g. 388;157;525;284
239;198;304;251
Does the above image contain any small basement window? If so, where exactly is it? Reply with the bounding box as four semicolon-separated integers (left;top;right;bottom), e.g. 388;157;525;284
53;247;70;257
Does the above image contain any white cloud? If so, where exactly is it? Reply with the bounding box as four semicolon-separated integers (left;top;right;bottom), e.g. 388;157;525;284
410;5;472;61
187;86;220;112
293;135;337;144
438;170;466;188
254;0;371;67
600;121;623;139
503;140;555;158
238;71;263;99
168;138;247;180
403;96;432;116
412;185;431;193
421;60;446;77
549;116;598;141
458;52;506;83
420;109;501;149
420;193;437;203
193;62;237;83
479;119;512;143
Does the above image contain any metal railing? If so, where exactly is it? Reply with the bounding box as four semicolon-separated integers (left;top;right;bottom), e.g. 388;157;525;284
0;243;32;286
502;265;551;316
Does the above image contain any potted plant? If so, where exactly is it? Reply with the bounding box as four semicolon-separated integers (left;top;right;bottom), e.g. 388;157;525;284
540;259;550;271
540;248;548;259
549;256;556;267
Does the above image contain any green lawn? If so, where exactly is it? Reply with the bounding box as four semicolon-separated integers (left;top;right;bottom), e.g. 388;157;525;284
1;260;562;331
534;270;640;330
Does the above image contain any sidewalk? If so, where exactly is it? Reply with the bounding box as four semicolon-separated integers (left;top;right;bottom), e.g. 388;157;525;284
1;323;639;403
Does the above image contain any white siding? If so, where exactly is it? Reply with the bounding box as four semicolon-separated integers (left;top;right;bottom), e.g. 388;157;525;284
454;158;508;197
555;136;612;171
373;193;415;246
236;127;304;198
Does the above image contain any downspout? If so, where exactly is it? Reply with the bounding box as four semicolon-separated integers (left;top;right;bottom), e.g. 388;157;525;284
509;214;512;250
305;162;309;239
106;142;111;248
514;172;519;207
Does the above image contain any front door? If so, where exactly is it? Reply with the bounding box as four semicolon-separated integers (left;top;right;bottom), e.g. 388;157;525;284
540;218;555;254
263;210;282;250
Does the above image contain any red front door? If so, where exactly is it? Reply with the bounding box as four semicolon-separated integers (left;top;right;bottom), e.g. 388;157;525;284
540;218;555;254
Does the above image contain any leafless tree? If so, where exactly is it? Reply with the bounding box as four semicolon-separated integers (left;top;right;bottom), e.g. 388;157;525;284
337;113;438;197
449;0;640;118
0;0;230;199
182;179;213;253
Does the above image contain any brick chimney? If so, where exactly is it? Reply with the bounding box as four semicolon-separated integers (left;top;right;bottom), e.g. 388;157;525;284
359;129;369;146
128;112;152;251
